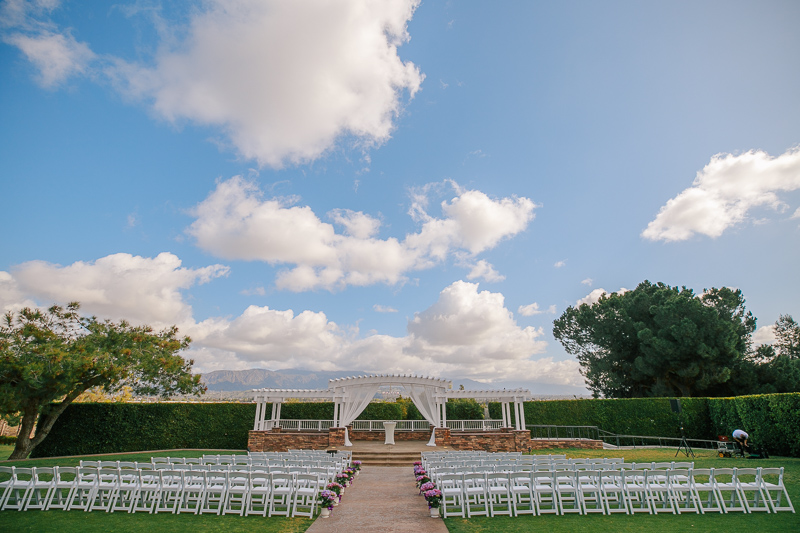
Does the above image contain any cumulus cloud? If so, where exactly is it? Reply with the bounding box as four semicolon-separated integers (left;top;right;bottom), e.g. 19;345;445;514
4;0;423;167
7;252;229;325
753;325;776;345
373;304;398;313
581;278;593;286
643;147;800;241
576;287;629;306
554;260;566;268
1;0;95;88
0;256;582;386
466;260;505;283
517;303;556;316
110;0;424;167
187;176;536;291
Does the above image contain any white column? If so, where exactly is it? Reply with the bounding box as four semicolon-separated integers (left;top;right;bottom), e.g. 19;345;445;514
333;401;339;427
501;402;508;427
441;401;447;428
275;402;282;425
254;397;262;430
514;401;522;430
269;401;277;429
520;401;526;429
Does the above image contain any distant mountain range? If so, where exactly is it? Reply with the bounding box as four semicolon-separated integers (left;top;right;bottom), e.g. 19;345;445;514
200;368;587;398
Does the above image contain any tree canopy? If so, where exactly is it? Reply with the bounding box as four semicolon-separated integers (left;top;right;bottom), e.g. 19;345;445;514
553;281;756;398
0;303;205;459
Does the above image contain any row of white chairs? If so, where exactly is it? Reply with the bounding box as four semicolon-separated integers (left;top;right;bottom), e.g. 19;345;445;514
0;466;328;518
82;460;340;477
428;461;688;479
435;467;794;518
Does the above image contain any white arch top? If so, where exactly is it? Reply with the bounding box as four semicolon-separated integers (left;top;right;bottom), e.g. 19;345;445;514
252;374;531;445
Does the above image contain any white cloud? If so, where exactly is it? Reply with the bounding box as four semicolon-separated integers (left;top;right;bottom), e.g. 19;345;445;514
576;287;628;306
753;325;776;345
466;260;505;283
188;176;535;291
517;303;557;316
554;260;566;268
373;304;398;313
581;278;593;286
791;207;800;220
4;30;94;88
8;253;229;325
643;147;800;241
1;258;582;387
109;0;424;167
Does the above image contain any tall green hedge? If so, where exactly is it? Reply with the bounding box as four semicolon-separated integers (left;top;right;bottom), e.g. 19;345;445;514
31;393;800;458
31;403;257;458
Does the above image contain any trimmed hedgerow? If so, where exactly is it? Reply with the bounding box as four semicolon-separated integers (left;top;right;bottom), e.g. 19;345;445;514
31;393;800;458
31;403;257;458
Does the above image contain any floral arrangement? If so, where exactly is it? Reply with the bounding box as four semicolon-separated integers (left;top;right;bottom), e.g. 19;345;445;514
319;489;337;509
419;482;435;492
415;474;431;487
352;460;362;471
326;482;343;495
424;488;443;508
344;467;356;479
336;473;350;486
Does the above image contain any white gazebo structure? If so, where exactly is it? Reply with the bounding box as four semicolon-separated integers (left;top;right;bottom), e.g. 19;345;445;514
252;374;531;448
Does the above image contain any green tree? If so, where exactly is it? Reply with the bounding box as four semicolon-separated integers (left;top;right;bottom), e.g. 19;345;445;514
553;281;755;398
774;314;800;359
0;303;205;459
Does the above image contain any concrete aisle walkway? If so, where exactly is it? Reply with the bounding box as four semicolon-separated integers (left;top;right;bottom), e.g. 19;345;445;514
305;466;449;533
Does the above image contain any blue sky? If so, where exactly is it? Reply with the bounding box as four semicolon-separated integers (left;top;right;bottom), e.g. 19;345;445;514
1;0;799;395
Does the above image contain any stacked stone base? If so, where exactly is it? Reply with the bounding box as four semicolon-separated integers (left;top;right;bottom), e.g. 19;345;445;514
248;426;603;453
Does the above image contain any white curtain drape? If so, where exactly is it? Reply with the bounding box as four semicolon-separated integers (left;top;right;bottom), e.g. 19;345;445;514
338;383;381;446
406;384;442;447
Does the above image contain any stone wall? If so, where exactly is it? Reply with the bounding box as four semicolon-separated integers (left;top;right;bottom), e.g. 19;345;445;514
529;438;603;450
248;429;331;452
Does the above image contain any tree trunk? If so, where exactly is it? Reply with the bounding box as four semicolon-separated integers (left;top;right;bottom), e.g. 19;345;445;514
8;404;38;460
7;392;82;460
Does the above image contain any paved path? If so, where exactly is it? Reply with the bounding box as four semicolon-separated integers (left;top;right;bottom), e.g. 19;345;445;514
305;466;449;533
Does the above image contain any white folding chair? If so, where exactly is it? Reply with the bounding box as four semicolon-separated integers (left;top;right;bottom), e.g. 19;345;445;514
532;471;559;514
45;466;78;511
555;469;582;515
736;468;770;513
760;467;795;513
487;472;512;517
23;467;56;511
88;468;120;512
176;470;206;514
647;468;674;514
153;470;183;514
509;471;535;516
222;471;249;516
668;469;699;514
66;467;96;511
292;473;319;518
268;472;294;517
600;469;627;514
623;469;651;514
690;468;723;514
245;471;270;516
463;472;489;517
577;469;606;514
713;468;746;513
439;473;465;518
199;470;228;515
130;469;159;514
1;466;33;511
109;468;139;513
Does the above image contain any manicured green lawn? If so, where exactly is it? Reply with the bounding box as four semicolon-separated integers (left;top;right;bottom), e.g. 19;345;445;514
0;447;311;533
444;447;800;532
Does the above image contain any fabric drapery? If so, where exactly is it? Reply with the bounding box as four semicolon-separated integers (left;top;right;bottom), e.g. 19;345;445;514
337;382;381;446
406;384;442;446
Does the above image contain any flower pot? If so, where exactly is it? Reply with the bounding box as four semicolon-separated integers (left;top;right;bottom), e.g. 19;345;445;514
430;507;440;518
321;507;331;518
333;499;339;507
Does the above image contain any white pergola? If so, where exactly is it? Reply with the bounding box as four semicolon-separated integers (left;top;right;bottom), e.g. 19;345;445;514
252;374;531;446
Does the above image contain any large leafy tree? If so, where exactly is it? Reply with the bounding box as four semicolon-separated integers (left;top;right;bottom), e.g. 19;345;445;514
553;281;755;398
0;303;205;459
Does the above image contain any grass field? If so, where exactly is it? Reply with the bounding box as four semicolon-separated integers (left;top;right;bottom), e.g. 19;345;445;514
1;445;798;532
